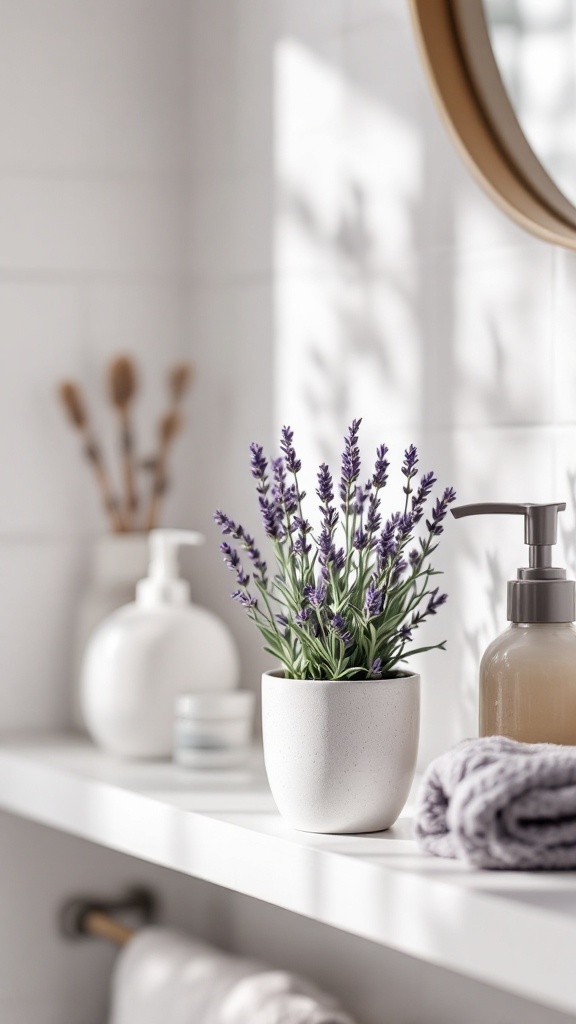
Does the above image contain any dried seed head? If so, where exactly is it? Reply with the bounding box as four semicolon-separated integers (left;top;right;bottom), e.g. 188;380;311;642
109;355;137;408
160;410;182;444
58;381;86;429
169;362;193;401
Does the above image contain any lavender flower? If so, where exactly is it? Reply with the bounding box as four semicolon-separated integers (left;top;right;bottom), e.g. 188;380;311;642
365;493;382;536
401;444;418;481
249;443;268;485
215;423;455;679
353;527;369;550
303;581;327;607
364;582;383;618
280;426;302;475
214;509;236;535
316;463;334;507
220;542;250;587
426;588;448;615
426;486;457;537
376;515;399;566
330;614;353;647
259;494;284;540
340;418;362;510
214;511;268;584
373;444;390;489
411;471;436;524
351;485;369;515
232;590;258;609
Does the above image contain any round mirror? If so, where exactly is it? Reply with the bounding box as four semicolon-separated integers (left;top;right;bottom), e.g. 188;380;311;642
483;0;576;208
409;0;576;247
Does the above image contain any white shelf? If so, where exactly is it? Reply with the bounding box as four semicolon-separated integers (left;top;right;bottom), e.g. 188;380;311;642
1;736;576;1015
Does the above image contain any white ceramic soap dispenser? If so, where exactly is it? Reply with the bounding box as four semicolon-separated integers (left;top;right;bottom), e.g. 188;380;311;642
80;529;240;758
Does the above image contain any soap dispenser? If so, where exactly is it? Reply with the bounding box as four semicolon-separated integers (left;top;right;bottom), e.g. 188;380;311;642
80;529;240;759
452;502;576;744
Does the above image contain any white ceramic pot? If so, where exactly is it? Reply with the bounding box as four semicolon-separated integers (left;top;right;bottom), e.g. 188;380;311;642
262;670;420;834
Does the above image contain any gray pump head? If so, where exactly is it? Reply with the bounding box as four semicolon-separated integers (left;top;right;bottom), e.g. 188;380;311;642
451;502;575;623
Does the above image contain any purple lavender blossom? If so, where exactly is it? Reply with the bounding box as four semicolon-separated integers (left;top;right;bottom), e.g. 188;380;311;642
219;541;240;572
220;542;250;587
400;624;412;642
331;613;353;647
373;445;390;488
280;426;302;475
396;512;413;540
369;658;382;678
214;509;236;535
408;548;420;567
411;471;436;524
271;457;299;517
214;511;269;584
426;486;457;537
249;443;268;484
259;494;285;540
303;581;327;607
376;514;399;565
364;582;383;618
426;588;448;615
316;462;334;506
353;528;369;550
296;607;311;624
340;418;362;509
365;493;382;536
351;485;369;515
295;535;312;556
232;590;258;609
401;444;418;479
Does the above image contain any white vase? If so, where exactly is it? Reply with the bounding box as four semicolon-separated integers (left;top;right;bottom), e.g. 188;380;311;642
262;670;420;834
73;534;150;727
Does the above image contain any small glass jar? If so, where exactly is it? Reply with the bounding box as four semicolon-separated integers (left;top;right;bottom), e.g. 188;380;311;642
174;691;255;768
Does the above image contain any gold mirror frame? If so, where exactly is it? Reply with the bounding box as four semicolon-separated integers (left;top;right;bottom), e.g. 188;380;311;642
409;0;576;249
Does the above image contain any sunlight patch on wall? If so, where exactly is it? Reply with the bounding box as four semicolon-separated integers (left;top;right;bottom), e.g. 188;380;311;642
273;35;424;485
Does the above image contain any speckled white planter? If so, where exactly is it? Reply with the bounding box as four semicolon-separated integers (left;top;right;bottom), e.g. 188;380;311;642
262;670;420;834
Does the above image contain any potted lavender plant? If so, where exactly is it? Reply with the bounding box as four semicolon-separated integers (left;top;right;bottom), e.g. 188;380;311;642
215;420;455;834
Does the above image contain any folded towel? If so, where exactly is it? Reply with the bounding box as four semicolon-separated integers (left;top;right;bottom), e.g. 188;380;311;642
109;926;355;1024
414;735;576;869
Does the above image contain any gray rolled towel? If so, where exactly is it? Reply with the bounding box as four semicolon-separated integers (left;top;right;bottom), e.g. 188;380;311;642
414;736;576;869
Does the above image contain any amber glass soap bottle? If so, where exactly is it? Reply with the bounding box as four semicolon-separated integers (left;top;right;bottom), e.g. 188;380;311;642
452;502;576;744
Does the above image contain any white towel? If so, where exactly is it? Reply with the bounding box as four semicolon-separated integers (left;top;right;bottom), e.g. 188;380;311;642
109;926;355;1024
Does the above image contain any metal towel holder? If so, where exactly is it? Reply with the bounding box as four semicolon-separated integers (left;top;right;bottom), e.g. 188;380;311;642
59;886;156;947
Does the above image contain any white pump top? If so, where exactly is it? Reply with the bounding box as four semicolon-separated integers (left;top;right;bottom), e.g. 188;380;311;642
136;529;204;607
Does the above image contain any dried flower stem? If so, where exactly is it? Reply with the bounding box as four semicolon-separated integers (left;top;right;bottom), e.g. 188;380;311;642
108;356;138;529
144;363;193;530
58;381;125;532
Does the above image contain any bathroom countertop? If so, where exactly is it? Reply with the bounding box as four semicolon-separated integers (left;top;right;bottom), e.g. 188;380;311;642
0;734;575;1014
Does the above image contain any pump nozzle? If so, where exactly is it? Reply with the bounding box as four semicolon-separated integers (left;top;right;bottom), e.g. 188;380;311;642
452;503;566;569
137;528;205;607
451;502;574;623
